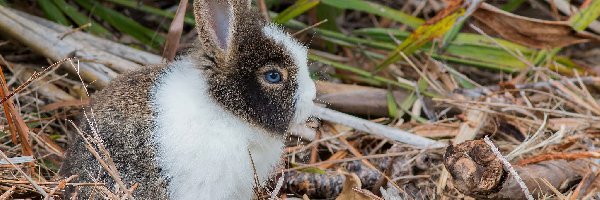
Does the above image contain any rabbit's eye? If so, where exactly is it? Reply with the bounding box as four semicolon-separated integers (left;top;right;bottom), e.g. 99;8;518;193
264;70;282;84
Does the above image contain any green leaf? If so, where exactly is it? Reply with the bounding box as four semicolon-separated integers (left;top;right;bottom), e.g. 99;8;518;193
501;0;527;12
397;92;415;119
299;166;326;174
376;10;464;72
321;0;424;28
309;54;439;97
273;0;320;24
569;0;600;31
316;3;342;52
104;0;196;25
51;0;111;37
352;28;533;72
386;90;398;119
75;0;165;48
38;0;71;26
354;28;532;53
290;163;326;174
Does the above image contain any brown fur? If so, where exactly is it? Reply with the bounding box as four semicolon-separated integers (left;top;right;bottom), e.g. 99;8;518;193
61;65;169;199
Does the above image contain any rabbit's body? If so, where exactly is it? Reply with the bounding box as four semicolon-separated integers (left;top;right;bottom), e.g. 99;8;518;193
60;0;316;199
152;58;286;199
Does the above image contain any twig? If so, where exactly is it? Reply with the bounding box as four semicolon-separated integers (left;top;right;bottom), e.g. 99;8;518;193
483;136;534;200
0;55;33;161
0;186;15;200
437;98;600;120
257;0;270;21
0;156;33;164
458;76;600;98
292;19;328;36
119;183;139;200
516;151;600;166
0;57;73;104
284;150;419;172
248;148;261;189
309;130;321;163
44;175;78;200
58;23;91;40
68;121;134;199
0;180;103;186
312;106;445;148
0;149;48;198
269;171;284;200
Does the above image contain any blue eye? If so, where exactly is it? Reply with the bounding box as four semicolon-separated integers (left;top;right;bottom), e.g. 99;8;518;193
264;70;282;83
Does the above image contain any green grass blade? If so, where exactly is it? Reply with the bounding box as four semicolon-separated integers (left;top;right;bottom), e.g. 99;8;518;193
569;0;600;31
501;0;527;12
353;28;533;53
376;10;463;72
397;92;415;119
309;54;439;97
386;90;399;119
103;0;196;25
38;0;71;26
316;3;342;52
51;0;111;37
75;0;165;48
273;0;319;24
321;0;424;28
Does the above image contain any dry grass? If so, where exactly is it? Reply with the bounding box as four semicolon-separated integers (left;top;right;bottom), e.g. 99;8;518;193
0;1;599;199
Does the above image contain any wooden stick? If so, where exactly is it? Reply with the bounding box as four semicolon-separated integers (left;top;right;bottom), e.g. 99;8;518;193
0;6;131;88
311;106;446;148
0;149;48;198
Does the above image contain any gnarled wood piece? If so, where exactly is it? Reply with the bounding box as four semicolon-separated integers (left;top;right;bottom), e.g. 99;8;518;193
444;140;588;199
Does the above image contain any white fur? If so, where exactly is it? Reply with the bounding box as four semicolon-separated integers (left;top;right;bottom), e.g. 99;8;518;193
262;24;316;126
151;58;284;199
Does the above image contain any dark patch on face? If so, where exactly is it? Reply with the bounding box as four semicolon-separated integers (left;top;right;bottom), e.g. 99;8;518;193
201;10;298;134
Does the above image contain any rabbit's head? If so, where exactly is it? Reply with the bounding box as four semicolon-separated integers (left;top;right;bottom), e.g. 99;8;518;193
192;0;316;135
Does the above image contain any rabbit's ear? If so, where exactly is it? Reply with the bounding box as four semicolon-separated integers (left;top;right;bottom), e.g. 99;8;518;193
193;0;249;55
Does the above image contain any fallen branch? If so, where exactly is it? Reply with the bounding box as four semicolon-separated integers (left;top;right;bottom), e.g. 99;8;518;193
312;106;445;148
14;10;162;65
316;81;409;117
0;6;139;88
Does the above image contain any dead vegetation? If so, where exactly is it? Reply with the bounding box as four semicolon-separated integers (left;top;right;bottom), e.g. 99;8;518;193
0;0;598;199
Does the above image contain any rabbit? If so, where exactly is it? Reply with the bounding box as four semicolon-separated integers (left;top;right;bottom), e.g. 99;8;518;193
59;0;316;199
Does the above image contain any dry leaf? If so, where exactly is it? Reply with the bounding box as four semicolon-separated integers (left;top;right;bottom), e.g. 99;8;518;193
335;171;373;200
302;194;310;200
162;0;189;61
472;3;599;48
